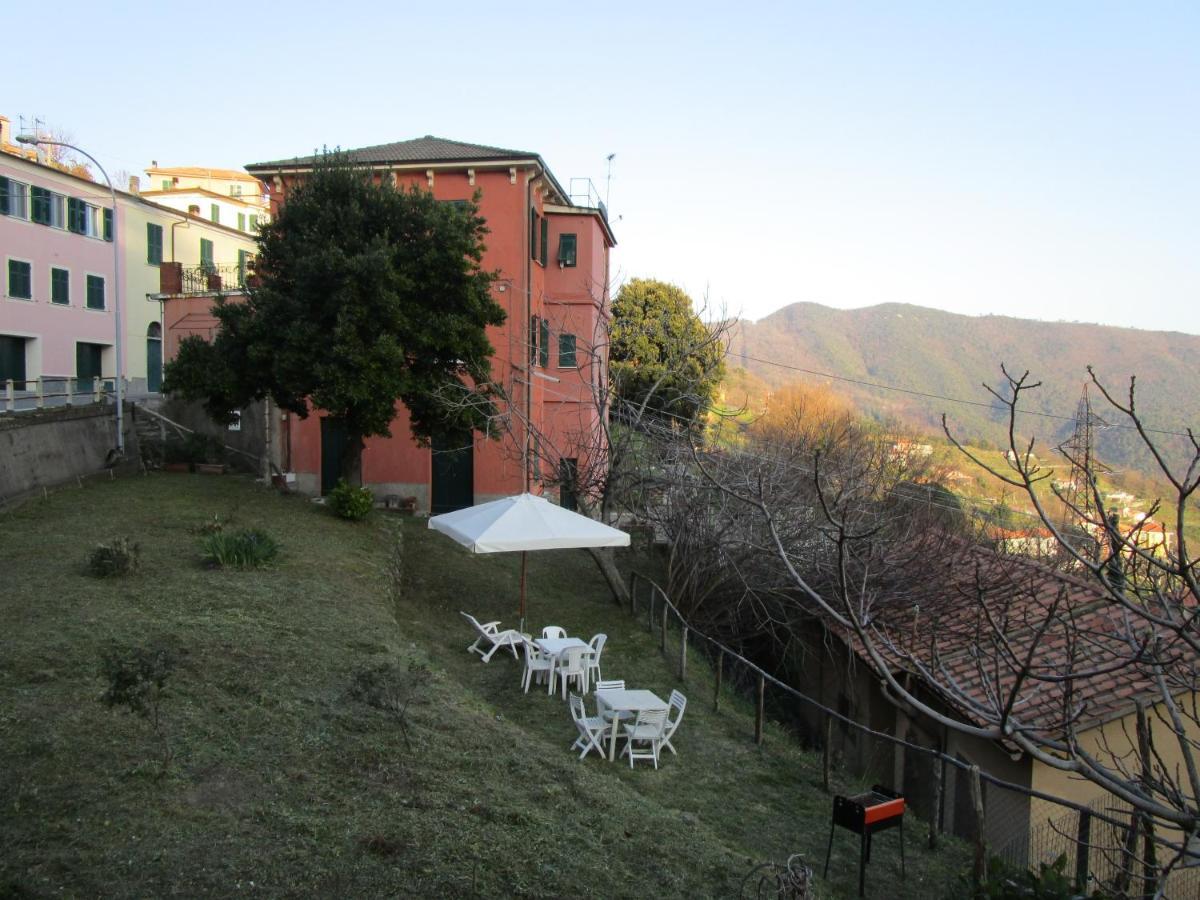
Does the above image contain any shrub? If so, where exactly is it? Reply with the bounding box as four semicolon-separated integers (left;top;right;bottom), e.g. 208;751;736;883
328;480;374;521
99;641;177;774
87;538;140;577
349;660;431;750
953;854;1112;900
201;528;279;569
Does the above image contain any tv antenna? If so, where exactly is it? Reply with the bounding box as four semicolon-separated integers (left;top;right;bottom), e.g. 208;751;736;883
604;153;615;210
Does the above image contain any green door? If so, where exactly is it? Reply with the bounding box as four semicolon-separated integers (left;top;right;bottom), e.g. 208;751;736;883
431;431;474;514
146;324;163;393
75;343;104;394
0;336;26;386
320;417;348;495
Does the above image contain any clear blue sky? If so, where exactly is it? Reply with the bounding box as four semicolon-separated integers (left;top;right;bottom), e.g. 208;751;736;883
10;1;1199;333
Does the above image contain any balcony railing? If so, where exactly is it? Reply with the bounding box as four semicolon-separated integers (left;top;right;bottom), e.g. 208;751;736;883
182;262;252;293
567;177;609;221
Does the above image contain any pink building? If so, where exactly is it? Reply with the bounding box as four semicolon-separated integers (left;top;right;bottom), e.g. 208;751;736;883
237;136;616;511
1;144;118;392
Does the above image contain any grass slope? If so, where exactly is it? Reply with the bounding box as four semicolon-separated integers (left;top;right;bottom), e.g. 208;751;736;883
0;475;968;898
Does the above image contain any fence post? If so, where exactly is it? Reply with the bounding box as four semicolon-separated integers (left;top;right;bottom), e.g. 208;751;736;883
822;714;832;792
678;626;687;681
4;379;12;413
1074;811;1091;892
970;765;986;886
714;651;723;711
35;377;44;409
755;674;765;745
928;753;942;850
93;376;101;404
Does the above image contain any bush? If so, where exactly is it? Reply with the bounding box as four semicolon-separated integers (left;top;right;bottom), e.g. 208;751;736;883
328;480;374;521
200;528;279;569
348;660;431;750
99;641;177;774
87;538;140;577
953;854;1113;900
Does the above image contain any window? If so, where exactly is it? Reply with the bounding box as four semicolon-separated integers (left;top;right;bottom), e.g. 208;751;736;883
7;260;32;299
1;178;29;219
48;193;64;228
557;233;577;267
31;186;51;224
67;197;85;233
161;180;171;191
86;274;105;310
538;318;550;368
147;223;164;264
230;184;243;196
558;333;577;368
529;315;539;366
539;216;548;267
200;238;214;270
249;214;259;231
70;202;104;238
210;204;220;224
237;249;250;287
237;212;246;232
51;267;69;305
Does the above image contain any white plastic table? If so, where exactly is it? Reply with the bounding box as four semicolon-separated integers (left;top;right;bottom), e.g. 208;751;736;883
594;688;668;761
535;637;589;656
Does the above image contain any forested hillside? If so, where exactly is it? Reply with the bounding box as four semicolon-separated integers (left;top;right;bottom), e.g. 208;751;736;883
728;303;1200;474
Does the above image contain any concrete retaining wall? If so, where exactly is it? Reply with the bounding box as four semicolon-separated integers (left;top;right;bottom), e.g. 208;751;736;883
0;403;139;504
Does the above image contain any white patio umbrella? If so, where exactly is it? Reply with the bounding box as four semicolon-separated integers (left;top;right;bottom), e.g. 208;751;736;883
428;492;630;627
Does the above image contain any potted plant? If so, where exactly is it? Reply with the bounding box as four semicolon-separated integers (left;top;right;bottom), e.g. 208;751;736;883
194;435;226;474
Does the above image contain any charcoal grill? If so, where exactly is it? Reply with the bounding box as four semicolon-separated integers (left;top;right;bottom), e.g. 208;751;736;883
822;784;905;897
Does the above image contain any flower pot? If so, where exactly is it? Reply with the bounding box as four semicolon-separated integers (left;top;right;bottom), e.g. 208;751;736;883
195;463;226;475
163;462;191;473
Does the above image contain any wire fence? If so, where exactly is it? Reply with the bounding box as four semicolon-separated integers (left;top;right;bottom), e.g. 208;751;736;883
627;571;1200;897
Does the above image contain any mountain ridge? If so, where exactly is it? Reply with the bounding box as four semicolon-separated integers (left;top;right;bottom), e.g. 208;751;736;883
728;302;1200;473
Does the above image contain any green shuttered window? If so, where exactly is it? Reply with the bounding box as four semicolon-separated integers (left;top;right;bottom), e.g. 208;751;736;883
558;333;577;368
51;268;70;304
86;274;105;310
31;186;51;224
8;260;32;299
538;318;550;368
147;223;164;264
539;217;548;268
200;238;214;269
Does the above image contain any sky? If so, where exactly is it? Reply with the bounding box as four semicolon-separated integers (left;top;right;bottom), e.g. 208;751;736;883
9;1;1199;333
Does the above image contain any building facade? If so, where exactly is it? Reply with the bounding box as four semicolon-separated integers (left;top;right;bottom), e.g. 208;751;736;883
240;136;615;511
1;146;259;397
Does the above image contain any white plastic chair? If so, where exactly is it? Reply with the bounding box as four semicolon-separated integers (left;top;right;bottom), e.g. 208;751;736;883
520;638;554;694
542;625;567;640
584;633;607;685
461;611;522;663
622;708;669;769
550;646;588;699
594;679;625;692
568;693;608;760
661;689;687;755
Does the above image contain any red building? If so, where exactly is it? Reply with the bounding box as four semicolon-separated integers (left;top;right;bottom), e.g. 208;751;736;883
236;136;616;512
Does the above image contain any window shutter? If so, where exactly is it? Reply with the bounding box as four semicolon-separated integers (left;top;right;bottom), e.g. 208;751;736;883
147;223;163;264
249;214;258;231
210;204;220;223
103;208;114;242
558;333;577;368
0;176;8;214
52;268;69;304
529;315;538;366
31;187;51;224
538;318;550;368
200;238;214;267
529;210;537;261
237;212;246;231
539;217;548;267
86;275;105;310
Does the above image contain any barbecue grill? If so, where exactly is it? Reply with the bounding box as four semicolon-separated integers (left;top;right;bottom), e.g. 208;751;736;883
822;784;905;897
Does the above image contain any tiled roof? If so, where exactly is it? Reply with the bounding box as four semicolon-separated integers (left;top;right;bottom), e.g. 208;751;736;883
246;135;540;171
847;545;1187;736
146;166;259;182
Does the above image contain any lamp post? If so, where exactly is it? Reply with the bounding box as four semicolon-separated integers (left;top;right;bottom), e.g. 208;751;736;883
17;134;125;455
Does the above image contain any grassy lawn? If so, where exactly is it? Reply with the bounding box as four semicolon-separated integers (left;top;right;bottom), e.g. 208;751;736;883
0;475;969;898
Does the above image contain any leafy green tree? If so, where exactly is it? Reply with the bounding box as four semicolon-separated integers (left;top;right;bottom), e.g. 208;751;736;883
610;278;726;422
164;152;504;483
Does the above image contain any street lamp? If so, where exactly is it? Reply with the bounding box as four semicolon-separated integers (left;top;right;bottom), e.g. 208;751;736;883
16;134;125;455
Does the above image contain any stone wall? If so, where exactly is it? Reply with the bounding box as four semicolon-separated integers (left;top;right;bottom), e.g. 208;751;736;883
0;403;139;505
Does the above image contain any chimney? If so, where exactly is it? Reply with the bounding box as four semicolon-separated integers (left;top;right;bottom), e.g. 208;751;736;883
128;175;141;194
0;116;9;146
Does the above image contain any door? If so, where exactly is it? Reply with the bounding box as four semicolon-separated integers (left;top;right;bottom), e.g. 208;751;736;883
431;431;474;514
75;342;105;394
146;323;163;393
0;336;26;387
320;417;347;495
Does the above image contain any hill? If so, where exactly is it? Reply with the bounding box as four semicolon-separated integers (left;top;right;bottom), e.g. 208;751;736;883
729;303;1200;475
0;475;966;898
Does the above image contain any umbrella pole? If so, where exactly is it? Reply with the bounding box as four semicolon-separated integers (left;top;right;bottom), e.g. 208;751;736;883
519;550;528;633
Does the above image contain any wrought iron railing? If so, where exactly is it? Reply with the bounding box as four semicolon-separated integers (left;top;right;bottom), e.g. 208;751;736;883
181;262;252;293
